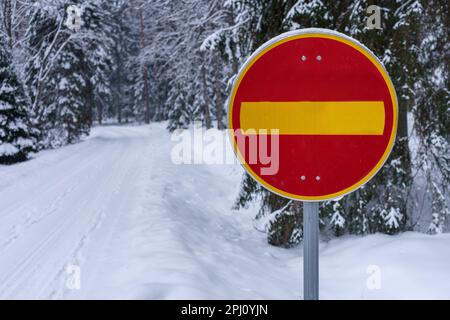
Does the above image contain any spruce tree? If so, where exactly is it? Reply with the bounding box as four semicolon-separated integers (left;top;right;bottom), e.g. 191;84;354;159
108;0;136;124
415;0;449;233
226;0;302;247
0;38;35;164
277;0;420;238
24;0;116;146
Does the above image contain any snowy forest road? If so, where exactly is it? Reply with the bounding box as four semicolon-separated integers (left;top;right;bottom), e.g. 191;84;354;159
0;126;153;298
0;125;449;299
0;125;298;299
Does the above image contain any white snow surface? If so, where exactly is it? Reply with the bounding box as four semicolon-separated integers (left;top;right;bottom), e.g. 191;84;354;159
0;124;449;300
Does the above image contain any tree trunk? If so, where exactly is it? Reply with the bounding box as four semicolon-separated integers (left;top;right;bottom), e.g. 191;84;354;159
140;10;150;124
225;7;239;76
143;65;150;124
214;68;224;130
117;75;122;124
201;64;212;129
117;105;122;124
97;105;103;125
2;0;13;49
398;99;409;143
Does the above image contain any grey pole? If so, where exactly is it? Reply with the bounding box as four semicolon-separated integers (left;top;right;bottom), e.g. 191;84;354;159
303;201;319;300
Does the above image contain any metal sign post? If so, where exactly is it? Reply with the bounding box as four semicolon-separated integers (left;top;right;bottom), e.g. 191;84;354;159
303;202;319;300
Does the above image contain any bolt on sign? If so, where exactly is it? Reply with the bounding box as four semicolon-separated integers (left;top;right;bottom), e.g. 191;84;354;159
228;29;398;201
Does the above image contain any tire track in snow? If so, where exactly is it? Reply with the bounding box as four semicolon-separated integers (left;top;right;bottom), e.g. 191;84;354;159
0;144;110;251
0;131;147;299
50;137;147;299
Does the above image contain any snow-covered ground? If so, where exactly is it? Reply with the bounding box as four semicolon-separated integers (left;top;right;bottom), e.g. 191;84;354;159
0;124;449;299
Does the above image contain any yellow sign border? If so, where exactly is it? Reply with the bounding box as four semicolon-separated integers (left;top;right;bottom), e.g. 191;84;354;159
228;29;398;202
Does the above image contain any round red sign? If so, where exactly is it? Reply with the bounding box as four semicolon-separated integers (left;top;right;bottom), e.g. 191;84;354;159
228;29;398;201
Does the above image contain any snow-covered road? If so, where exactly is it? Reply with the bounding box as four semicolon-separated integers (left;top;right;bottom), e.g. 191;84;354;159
0;125;299;299
0;126;153;298
0;124;449;299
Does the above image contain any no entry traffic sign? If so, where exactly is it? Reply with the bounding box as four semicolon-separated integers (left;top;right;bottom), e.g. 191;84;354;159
228;29;398;201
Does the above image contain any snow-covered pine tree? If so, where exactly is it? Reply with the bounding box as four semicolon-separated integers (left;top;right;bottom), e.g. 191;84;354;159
24;4;60;148
283;0;422;237
107;0;137;124
162;0;211;130
129;57;146;123
217;0;305;247
53;44;89;144
24;2;79;147
415;0;449;233
125;0;152;124
166;82;197;131
24;0;116;146
0;37;36;164
82;0;116;126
